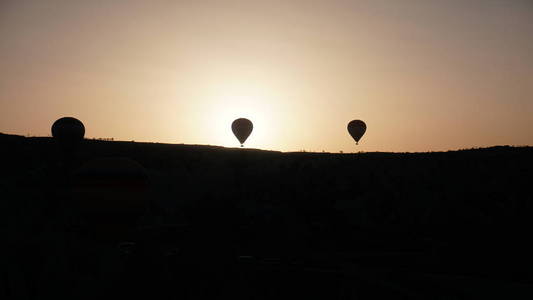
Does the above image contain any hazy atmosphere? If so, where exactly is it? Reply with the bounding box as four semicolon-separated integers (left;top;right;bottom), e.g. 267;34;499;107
3;2;533;298
1;0;532;152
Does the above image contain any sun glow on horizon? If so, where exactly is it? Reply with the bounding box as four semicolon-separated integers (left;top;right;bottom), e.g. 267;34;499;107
200;80;285;149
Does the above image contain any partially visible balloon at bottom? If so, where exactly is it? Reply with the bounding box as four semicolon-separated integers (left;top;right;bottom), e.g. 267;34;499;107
72;157;148;241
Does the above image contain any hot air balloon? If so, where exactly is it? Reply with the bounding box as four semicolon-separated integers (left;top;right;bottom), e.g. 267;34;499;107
52;117;85;143
347;120;366;145
231;118;253;147
72;157;148;241
52;117;85;162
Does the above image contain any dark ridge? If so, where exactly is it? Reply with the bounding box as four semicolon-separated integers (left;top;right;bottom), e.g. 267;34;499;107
3;132;533;298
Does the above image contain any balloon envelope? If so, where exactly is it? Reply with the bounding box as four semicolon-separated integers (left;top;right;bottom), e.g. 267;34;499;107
72;157;148;241
51;117;85;143
347;120;366;144
231;118;253;146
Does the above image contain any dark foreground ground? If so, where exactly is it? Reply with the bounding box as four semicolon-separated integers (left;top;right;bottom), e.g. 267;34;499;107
2;133;533;299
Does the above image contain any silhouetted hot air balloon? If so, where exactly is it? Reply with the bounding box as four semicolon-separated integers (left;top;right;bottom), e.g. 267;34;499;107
347;120;366;145
231;118;253;147
51;117;85;164
51;117;85;143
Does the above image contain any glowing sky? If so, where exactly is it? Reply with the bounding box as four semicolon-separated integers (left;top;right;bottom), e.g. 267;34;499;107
1;0;532;152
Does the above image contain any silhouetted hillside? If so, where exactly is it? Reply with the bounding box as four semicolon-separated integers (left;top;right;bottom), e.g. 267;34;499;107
2;133;533;299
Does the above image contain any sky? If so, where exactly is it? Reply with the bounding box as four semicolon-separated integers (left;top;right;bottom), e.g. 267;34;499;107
1;0;532;152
